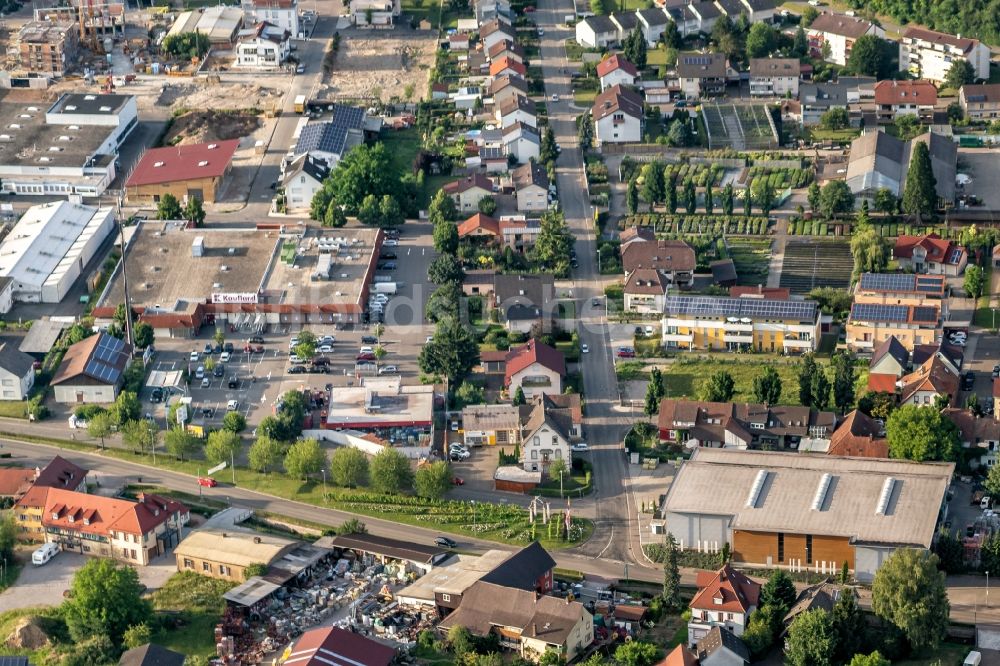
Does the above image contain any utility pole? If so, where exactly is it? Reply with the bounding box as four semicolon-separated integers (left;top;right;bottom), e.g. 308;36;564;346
115;194;135;354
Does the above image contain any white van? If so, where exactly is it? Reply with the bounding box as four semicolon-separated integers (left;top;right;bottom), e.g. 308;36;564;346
32;542;59;566
964;651;982;666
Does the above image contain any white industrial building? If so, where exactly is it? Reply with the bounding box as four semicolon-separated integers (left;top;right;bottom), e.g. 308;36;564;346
0;93;137;197
0;201;115;304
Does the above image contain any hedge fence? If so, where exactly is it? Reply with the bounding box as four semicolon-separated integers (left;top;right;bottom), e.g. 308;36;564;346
622;214;771;236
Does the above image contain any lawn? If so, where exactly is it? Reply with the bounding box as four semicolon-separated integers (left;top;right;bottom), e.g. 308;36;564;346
574;89;597;105
381;128;422;180
401;0;442;27
727;238;771;286
973;263;995;329
150;572;235;659
0;401;28;419
659;356;869;406
894;642;970;666
805;127;862;143
646;48;669;67
563;38;583;61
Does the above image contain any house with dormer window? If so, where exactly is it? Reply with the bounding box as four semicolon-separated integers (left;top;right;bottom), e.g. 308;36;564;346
688;564;760;646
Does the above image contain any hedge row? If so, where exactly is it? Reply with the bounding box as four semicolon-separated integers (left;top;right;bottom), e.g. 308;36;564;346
746;166;812;190
622;214;770;236
663;163;724;188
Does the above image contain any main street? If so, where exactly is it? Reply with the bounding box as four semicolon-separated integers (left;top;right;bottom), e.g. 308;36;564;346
534;0;647;571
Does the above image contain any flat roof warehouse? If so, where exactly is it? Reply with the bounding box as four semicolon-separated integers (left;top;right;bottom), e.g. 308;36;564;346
96;222;384;327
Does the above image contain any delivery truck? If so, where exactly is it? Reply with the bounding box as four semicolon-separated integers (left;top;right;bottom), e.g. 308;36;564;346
294;95;306;114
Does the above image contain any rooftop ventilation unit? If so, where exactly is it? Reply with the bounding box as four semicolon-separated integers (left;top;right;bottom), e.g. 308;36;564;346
745;470;769;508
876;477;897;515
811;473;833;511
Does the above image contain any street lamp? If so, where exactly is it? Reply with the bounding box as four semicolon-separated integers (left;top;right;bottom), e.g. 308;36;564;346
321;468;327;500
559;467;564;499
988;570;991;609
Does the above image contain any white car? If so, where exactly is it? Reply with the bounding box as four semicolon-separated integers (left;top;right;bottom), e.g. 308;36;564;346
571;442;590;452
378;365;398;375
450;449;471;460
288;337;300;348
289;354;305;364
537;27;544;35
319;335;335;345
189;351;200;362
449;443;468;452
201;377;211;388
450;420;460;431
426;336;434;343
359;346;374;354
318;344;334;353
581;344;589;353
227;399;239;411
551;94;559;102
383;239;399;247
220;351;231;362
195;365;205;379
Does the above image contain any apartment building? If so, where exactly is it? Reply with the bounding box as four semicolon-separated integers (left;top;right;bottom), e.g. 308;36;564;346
900;26;990;84
808;13;884;66
748;58;799;97
661;294;821;353
959;83;1000;120
15;22;79;76
845;272;947;352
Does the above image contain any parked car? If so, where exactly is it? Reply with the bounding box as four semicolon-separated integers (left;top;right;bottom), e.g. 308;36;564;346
380;251;397;260
198;477;218;488
248;335;264;344
452;476;465;485
383;239;399;247
361;335;378;344
378;365;398;375
357;352;376;361
226;399;239;411
994;365;1000;379
319;335;335;345
203;344;213;354
963;372;976;391
289;354;305;364
312;357;331;367
435;536;457;548
318;344;334;353
224;342;234;353
201;377;211;388
150;387;163;403
289;365;307;374
214;364;225;377
189;351;200;362
616;347;636;358
195;366;205;379
220;351;231;362
571;442;590;452
228;377;240;388
581;344;589;353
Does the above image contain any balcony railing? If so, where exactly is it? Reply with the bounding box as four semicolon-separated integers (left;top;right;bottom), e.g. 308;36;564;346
723;333;753;344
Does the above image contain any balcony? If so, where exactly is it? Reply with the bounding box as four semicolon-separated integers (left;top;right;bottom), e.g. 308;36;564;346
663;332;694;343
723;318;753;332
783;338;814;350
723;333;753;344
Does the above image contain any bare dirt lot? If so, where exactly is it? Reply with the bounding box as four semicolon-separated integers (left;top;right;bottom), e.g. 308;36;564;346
154;81;284;113
321;31;435;102
164;109;262;145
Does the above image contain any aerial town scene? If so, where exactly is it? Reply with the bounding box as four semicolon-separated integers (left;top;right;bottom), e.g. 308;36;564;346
0;0;994;662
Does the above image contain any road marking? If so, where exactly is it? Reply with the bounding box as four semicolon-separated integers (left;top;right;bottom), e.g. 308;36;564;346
596;524;615;559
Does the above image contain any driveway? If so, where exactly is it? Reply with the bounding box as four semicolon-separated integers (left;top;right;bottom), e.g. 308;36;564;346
0;548;181;612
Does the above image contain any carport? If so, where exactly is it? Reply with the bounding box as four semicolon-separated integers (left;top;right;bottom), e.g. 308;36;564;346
146;370;185;390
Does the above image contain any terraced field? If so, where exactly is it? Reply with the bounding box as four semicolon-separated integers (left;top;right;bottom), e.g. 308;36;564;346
779;239;853;294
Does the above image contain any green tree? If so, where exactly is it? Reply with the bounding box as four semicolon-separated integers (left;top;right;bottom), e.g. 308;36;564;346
742;607;777;658
133;322;154;349
785;609;835;666
548;457;568;484
684;180;697;214
666;180;678;214
427;253;465;285
761;569;797;611
945;59;976;90
820;107;850;130
161;31;210;58
64;635;116;666
626;178;639;214
87;411;113;449
704;370;736;402
721;183;734;215
454;380;484;408
858;390;896;420
156;193;183;220
793;25;808;56
820;180;855;218
662;20;681;48
831;351;856;414
871;548;949;651
248;435;282;473
886;404;960;461
848;35;892;77
902;140;938;220
165;427;199;460
109;390;141;427
429;189;458;225
798;354;818;407
541;126;559;164
808;181;822;213
873;187;898;214
426;282;463;323
370;447;414;494
433;220;459;254
121;418;159;454
378;195;404;226
222;410;246;433
643;381;660;416
848;652;891;666
323;199;347;227
624;27;647;69
811;369;831;410
448;625;474;657
746;22;777;57
614;641;660;666
801;5;818;25
662;533;682;611
284;438;326;480
205;429;240;465
965;264;985;298
418;318;480;383
415;460;453;499
831;587;866;662
477;196;497;216
512;386;526;405
324;143;398;214
704;185;714;214
641;162;665;205
122;623;152;650
329;446;369;487
752;366;782;405
577;113;594;151
64;558;152;643
184;196;206;227
666;119;692;147
850;222;890;276
985;462;1000;498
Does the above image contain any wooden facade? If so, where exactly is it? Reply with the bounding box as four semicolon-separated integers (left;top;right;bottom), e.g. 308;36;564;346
733;530;855;571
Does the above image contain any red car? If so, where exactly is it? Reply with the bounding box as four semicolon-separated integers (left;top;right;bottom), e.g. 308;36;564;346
197;477;217;488
357;352;376;361
452;477;464;486
616;347;636;358
244;344;265;353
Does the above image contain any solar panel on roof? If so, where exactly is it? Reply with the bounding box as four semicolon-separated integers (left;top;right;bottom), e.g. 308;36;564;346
859;272;917;292
912;306;938;323
851;303;909;323
667;296;817;321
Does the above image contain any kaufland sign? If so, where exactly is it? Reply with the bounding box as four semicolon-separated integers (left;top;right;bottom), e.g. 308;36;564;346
211;293;258;304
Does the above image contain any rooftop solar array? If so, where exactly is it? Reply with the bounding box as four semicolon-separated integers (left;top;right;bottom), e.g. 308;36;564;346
84;334;127;384
858;272;945;294
666;295;818;322
850;302;938;324
295;105;365;158
912;306;939;323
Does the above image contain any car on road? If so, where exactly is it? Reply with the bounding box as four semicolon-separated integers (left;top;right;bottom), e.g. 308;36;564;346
551;94;559;102
378;365;398;375
296;64;305;74
450;420;460;431
227;399;239;411
220;351;231;362
362;335;378;344
150;387;163;403
571;442;590;452
616;347;636;358
289;365;307;374
591;298;600;307
581;344;589;353
198;477;218;487
189;351;200;362
435;536;457;548
963;371;976;391
318;344;334;353
383;239;399;247
201;377;211;388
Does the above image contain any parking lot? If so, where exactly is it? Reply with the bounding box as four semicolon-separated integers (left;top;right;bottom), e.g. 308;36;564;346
958;150;1000;211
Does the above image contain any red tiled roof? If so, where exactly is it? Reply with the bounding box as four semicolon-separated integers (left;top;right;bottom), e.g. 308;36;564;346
505;339;566;383
691;564;760;614
0;468;36;497
657;645;698;666
904;26;979;53
126;140;240;187
38;488;186;538
828;410;889;458
893;233;965;265
284;626;395;666
592;84;644;121
899;353;959;405
729;286;791;300
808;12;874;38
443;174;493;195
458;213;500;237
867;373;899;394
596;54;638;79
874;80;938;107
490;56;526;77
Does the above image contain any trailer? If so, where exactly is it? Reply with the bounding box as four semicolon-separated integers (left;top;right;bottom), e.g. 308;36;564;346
371;282;397;294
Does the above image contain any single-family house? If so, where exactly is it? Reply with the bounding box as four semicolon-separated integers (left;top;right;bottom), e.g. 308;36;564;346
808;13;884;66
351;0;399;25
519;394;574;472
610;11;639;41
490;56;527;79
234;22;289;69
943;407;1000;468
499;216;541;252
960;83;1000;120
241;0;299;35
119;644;186;666
503;122;541;163
794;77;875;126
281;154;330;211
443;174;494;213
494;273;555;333
636;7;670;45
458;213;500;240
827;410;888;458
748;58;799;97
488;39;526;65
575;14;618;48
894;233;968;276
676;52;728;99
480;18;516;52
684;1;721;34
490;74;528;109
505;339;566;400
593;84;644;146
624;268;669;314
621;236;697;288
873;80;937;123
512;162;549;212
497;95;538;129
869;335;909;378
0;341;35;400
476;0;512;23
688;564;760;645
898;352;960;407
597;54;639;91
696;627;750;666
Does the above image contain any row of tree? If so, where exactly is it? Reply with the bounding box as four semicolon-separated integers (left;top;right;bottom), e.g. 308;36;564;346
627;163;767;217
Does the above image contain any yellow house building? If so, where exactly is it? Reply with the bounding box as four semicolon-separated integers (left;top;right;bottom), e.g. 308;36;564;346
846;273;946;352
661;295;821;354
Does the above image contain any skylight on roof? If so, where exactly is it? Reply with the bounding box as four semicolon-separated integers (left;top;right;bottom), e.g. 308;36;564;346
198;160;209;166
153;161;165;167
83;95;96;101
65;105;77;111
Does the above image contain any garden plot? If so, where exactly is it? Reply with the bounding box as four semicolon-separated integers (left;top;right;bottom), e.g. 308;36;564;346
701;103;780;151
